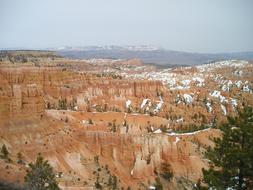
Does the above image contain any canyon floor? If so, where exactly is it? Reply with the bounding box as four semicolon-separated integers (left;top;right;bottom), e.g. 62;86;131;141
0;51;252;189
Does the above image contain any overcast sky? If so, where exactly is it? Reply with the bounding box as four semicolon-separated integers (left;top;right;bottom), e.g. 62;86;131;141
0;0;252;53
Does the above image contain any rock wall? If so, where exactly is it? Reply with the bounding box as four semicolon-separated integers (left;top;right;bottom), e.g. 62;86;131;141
0;67;165;118
79;130;208;183
0;69;44;121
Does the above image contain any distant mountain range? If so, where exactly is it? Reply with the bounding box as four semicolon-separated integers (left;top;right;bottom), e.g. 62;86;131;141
56;46;253;67
53;45;162;52
2;46;253;66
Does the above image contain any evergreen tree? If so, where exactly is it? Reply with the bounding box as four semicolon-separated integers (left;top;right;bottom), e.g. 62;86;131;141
88;118;93;125
112;175;118;190
0;144;9;159
94;175;102;189
17;152;24;164
154;177;163;190
202;106;253;189
24;153;60;190
108;175;112;188
58;98;67;110
160;162;173;181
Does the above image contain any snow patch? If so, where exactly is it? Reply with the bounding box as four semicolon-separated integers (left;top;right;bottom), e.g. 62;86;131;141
126;100;131;108
243;85;251;93
181;79;191;86
234;70;243;76
176;118;184;123
168;128;211;136
141;99;150;109
221;80;233;92
183;94;193;104
210;90;226;103
154;129;162;134
206;102;212;112
235;80;243;88
174;137;180;144
154;96;164;113
221;104;227;115
230;98;237;110
192;77;205;87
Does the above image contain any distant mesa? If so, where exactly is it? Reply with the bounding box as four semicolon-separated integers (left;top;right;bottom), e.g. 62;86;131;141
55;45;253;67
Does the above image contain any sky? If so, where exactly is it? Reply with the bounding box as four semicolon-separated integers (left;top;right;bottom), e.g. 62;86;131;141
0;0;253;53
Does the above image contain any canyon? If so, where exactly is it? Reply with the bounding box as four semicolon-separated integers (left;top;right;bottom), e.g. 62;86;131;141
0;51;252;189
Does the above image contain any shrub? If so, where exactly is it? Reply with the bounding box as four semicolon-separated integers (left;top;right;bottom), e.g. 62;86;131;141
0;144;9;159
160;162;173;181
24;153;60;190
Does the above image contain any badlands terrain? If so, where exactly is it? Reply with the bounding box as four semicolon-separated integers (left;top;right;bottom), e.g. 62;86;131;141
0;51;252;189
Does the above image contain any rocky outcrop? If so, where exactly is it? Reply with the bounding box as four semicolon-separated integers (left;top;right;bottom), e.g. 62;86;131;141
0;67;165;114
0;54;252;189
0;69;44;121
78;129;214;184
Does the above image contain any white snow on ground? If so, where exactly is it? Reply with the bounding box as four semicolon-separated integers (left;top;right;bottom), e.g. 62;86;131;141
159;96;163;102
141;99;149;109
183;94;193;104
167;78;176;87
231;127;239;130
210;90;221;98
131;113;140;116
197;60;248;72
176;94;181;104
234;70;243;76
206;102;212;112
235;80;243;88
169;78;193;90
168;128;211;136
122;70;178;88
170;85;190;90
176;118;184;123
221;80;233;92
226;187;236;190
119;60;249;93
243;85;252;93
210;90;226;103
174;137;180;144
153;129;162;134
230;98;237;110
181;79;191;87
221;104;227;115
192;77;205;87
154;96;164;113
154;101;163;113
126;100;131;108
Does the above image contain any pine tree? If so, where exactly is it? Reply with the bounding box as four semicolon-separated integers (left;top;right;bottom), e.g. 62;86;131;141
112;175;117;190
94;175;102;189
202;106;253;189
24;153;60;190
160;162;173;181
154;177;163;190
17;152;24;164
0;144;9;159
108;175;112;188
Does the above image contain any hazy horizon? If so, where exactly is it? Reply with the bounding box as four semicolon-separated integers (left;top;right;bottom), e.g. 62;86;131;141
1;0;253;53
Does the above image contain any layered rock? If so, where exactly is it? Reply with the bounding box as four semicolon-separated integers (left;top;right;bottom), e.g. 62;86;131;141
0;69;44;122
